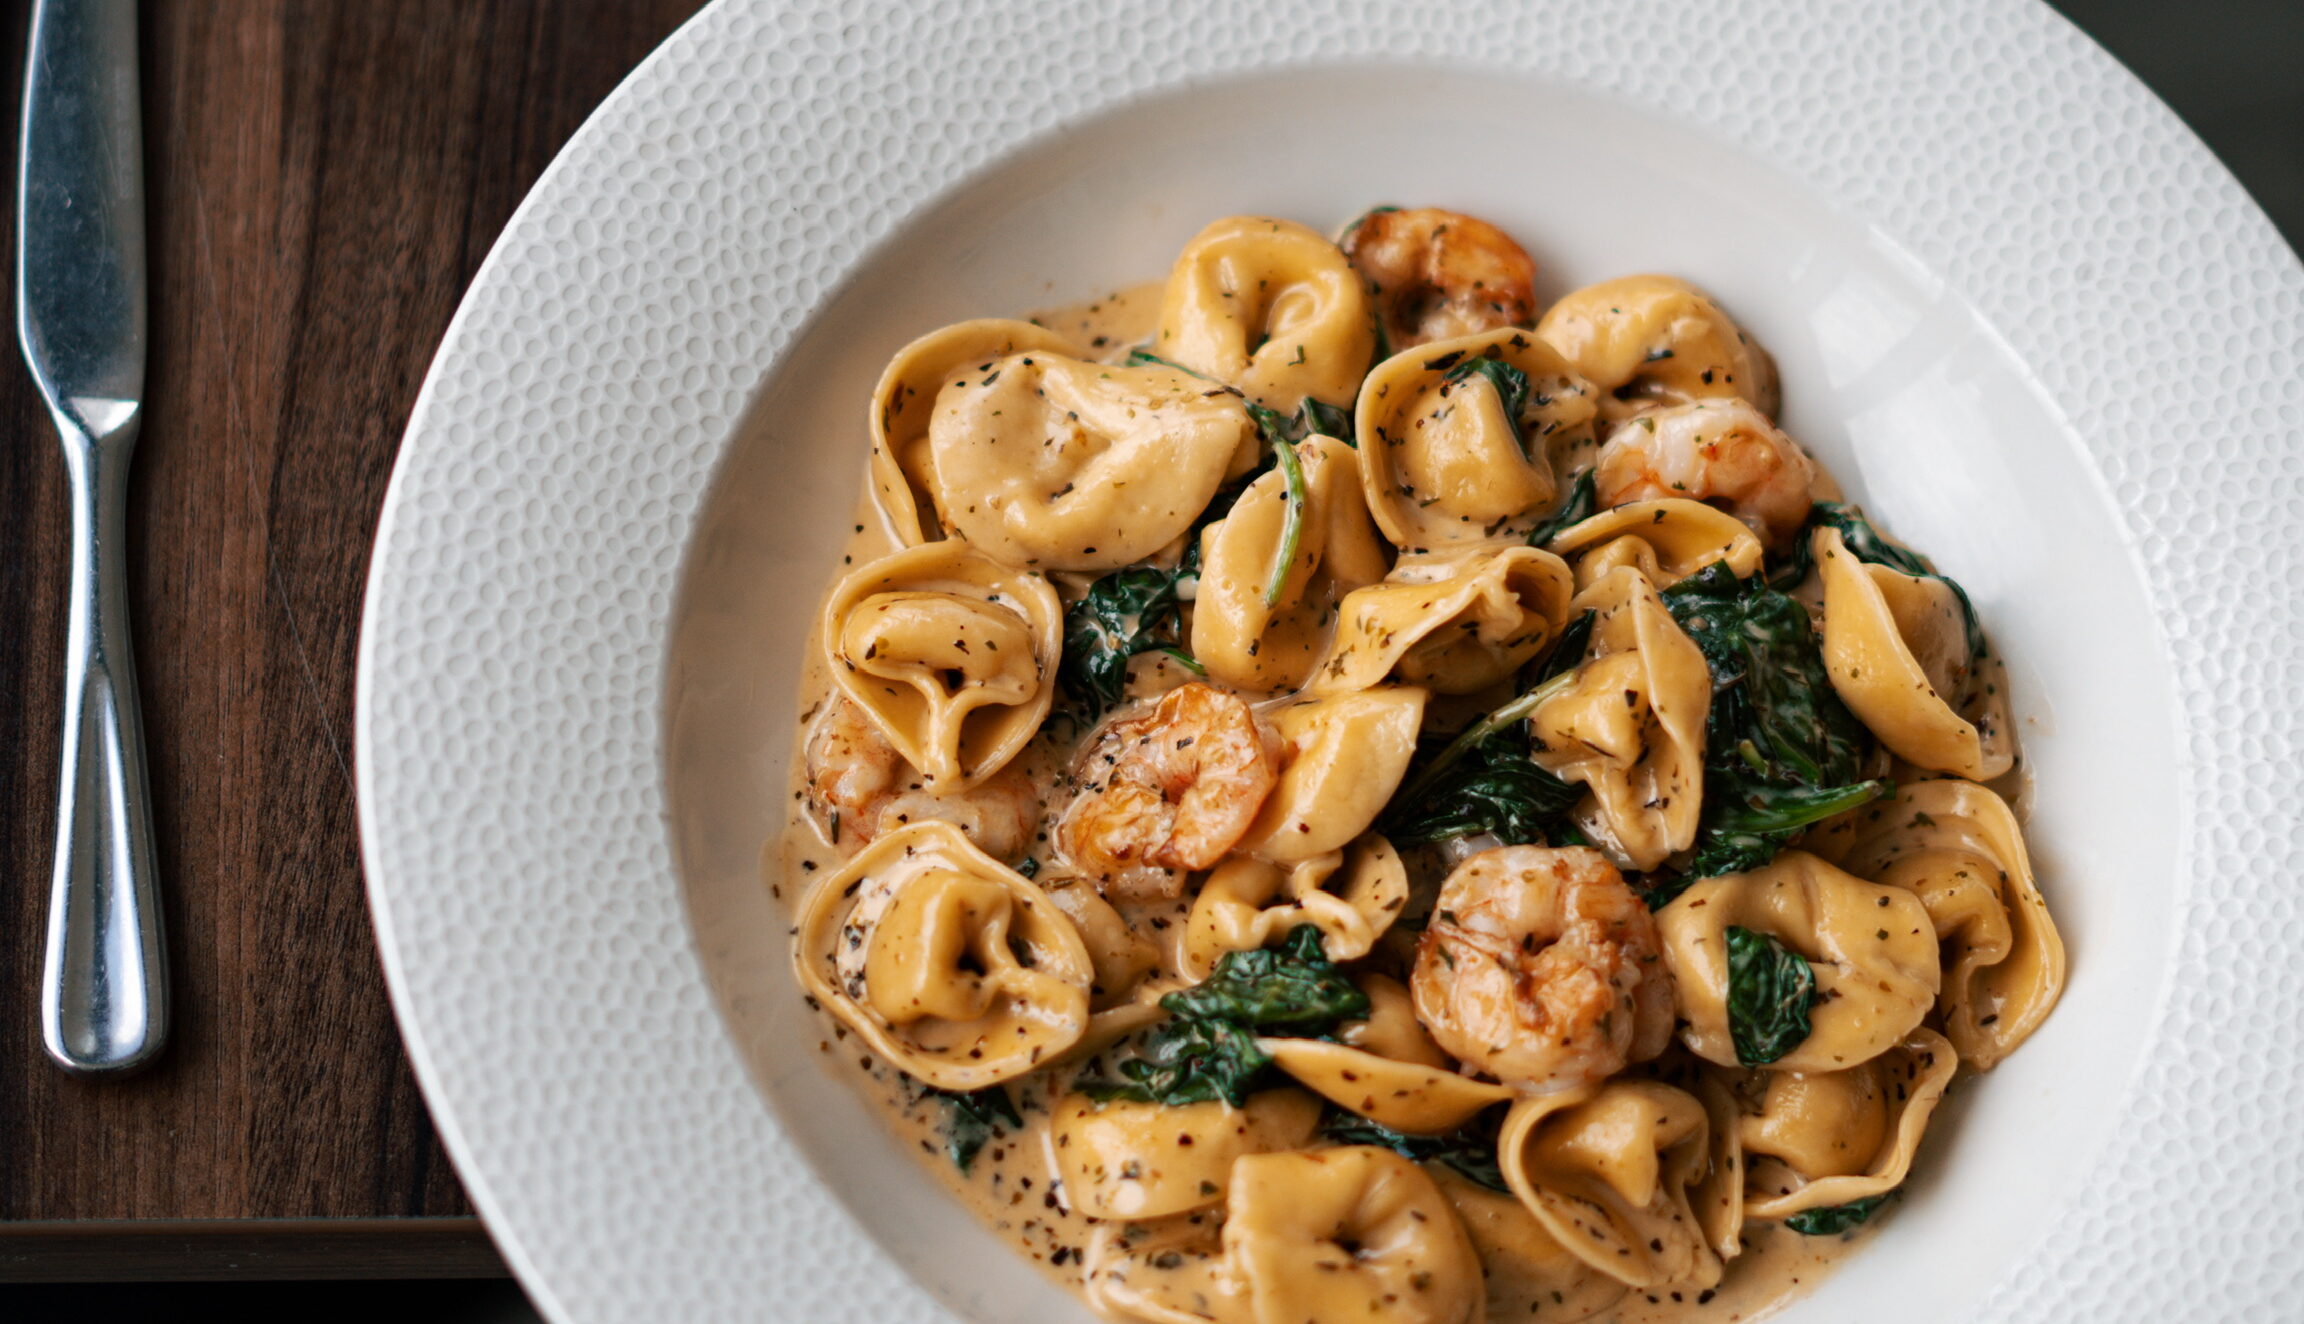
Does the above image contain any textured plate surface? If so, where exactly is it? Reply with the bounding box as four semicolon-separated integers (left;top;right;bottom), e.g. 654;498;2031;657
356;1;2304;1321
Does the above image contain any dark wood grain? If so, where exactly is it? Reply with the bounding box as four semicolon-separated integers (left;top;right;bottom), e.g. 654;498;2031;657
0;0;703;1264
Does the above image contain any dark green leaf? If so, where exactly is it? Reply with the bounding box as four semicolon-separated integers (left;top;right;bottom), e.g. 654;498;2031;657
1661;561;1869;789
1060;562;1190;716
933;1086;1022;1173
1441;354;1532;439
1783;1192;1893;1235
1686;776;1893;878
1084;1016;1274;1108
1725;925;1816;1066
1298;397;1355;446
1384;733;1581;847
1159;925;1369;1033
1320;1108;1509;1192
1527;469;1598;548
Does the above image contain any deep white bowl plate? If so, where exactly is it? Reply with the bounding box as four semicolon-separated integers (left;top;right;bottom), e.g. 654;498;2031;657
357;2;2304;1321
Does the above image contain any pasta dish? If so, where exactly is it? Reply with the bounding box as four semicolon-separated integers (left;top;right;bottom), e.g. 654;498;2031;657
780;207;2065;1322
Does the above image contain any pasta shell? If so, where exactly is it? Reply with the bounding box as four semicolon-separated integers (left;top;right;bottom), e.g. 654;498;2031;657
1182;837;1409;981
867;318;1079;545
1543;497;1763;591
792;821;1092;1090
927;352;1256;572
1050;1089;1323;1221
1737;1027;1958;1219
1816;526;2012;780
1240;688;1427;863
820;541;1060;795
1529;565;1711;870
1834;779;2065;1069
1534;274;1779;423
1657;851;1941;1073
1226;1148;1485;1324
1313;542;1575;695
1498;1081;1723;1290
1356;328;1600;550
1191;435;1391;693
1258;1036;1512;1136
1153;215;1375;414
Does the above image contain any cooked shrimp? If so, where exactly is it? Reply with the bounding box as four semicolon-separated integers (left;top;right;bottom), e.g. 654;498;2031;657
1341;206;1539;350
803;697;1044;862
1051;682;1280;901
1592;398;1816;549
1410;845;1674;1093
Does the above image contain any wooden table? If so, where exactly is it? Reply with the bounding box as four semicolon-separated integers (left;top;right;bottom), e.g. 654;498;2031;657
0;0;703;1280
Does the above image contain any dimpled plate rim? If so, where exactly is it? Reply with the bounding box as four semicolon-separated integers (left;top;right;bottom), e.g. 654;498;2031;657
355;2;2304;1322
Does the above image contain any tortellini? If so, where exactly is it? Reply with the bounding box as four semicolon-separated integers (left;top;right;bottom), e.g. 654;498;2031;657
1183;836;1408;980
1534;274;1779;423
1088;1148;1485;1324
821;541;1061;794
1051;1089;1323;1220
1658;852;1940;1072
927;351;1256;572
868;317;1078;545
793;821;1092;1089
1528;566;1711;870
1355;329;1599;550
1312;542;1574;695
1191;435;1392;692
1042;873;1162;1008
1153;215;1375;414
1734;1027;1957;1221
1499;1081;1723;1290
1835;780;2065;1068
1816;527;2013;780
1432;1170;1628;1322
1543;497;1763;591
1264;969;1513;1137
1239;686;1427;862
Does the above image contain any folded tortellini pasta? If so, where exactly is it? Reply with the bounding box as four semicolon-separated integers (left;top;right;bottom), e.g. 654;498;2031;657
1355;329;1600;550
926;351;1256;572
1534;273;1779;423
1432;1169;1629;1322
868;317;1079;545
1239;687;1426;862
1658;851;1940;1072
1182;836;1408;980
1816;526;2012;780
1191;435;1391;692
1262;969;1513;1138
1312;542;1574;695
1834;780;2065;1069
1734;1026;1957;1220
821;541;1061;795
1499;1081;1723;1290
1529;565;1711;870
1051;1089;1323;1220
1153;215;1375;414
1086;1147;1485;1324
1543;497;1764;591
1042;873;1162;1009
793;821;1092;1090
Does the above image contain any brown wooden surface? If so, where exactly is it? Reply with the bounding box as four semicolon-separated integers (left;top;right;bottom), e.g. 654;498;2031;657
0;0;703;1271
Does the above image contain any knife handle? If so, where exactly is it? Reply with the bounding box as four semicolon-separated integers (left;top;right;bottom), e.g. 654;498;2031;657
41;416;167;1076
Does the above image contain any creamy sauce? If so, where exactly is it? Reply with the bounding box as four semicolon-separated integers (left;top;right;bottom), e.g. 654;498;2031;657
770;260;2019;1321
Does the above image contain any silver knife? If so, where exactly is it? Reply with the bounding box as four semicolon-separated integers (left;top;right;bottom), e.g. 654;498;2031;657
18;0;165;1075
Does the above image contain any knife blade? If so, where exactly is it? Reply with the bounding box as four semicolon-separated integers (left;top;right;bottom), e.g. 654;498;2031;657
18;0;167;1076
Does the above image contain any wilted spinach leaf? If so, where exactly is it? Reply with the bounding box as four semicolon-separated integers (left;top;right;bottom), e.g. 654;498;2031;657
1059;561;1197;716
933;1085;1022;1173
1784;1192;1893;1235
1320;1108;1509;1192
1160;925;1368;1033
1085;1016;1274;1108
1662;561;1869;789
1527;469;1598;548
1384;734;1582;847
1684;775;1893;880
1725;924;1816;1066
1442;354;1532;436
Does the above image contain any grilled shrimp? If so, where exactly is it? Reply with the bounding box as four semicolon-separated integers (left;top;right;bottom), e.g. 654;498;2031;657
1342;206;1539;350
803;697;1045;863
1051;682;1280;901
1592;398;1817;549
1410;845;1674;1093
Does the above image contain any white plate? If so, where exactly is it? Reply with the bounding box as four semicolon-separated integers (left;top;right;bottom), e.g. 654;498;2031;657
356;2;2304;1320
